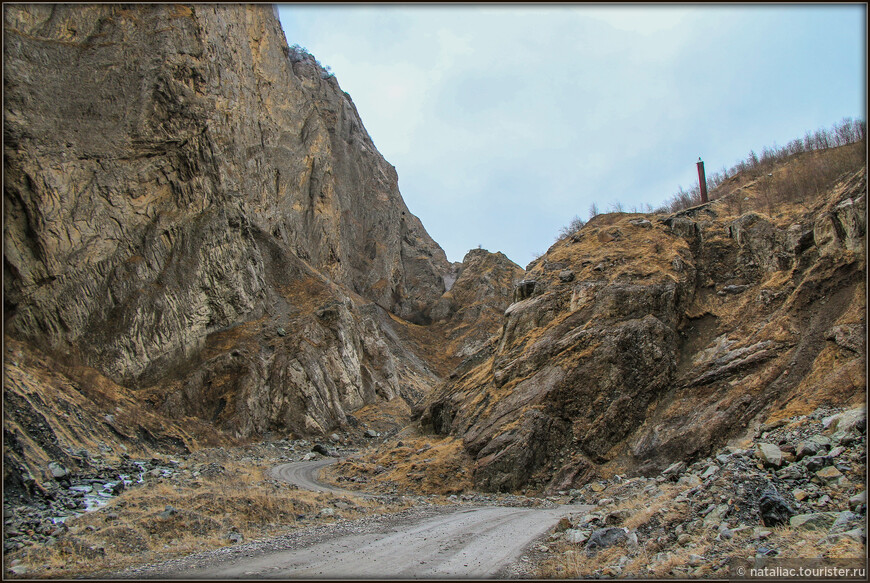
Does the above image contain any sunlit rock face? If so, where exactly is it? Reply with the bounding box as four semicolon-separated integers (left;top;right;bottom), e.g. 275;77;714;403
3;3;451;447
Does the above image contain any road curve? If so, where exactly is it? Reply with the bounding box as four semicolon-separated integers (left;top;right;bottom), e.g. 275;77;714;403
135;460;594;578
268;459;357;494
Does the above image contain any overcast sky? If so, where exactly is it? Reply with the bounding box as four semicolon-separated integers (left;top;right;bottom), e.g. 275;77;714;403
276;4;866;268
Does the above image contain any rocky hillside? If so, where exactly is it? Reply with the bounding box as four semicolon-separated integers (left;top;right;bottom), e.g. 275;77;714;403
2;3;863;511
537;404;865;578
420;160;865;493
4;3;448;381
3;4;518;494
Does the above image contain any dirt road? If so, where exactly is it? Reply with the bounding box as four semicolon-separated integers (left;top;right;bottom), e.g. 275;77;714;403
125;460;592;579
268;459;354;494
144;504;589;579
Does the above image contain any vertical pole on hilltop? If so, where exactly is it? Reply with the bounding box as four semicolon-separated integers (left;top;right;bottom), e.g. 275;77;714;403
697;157;708;203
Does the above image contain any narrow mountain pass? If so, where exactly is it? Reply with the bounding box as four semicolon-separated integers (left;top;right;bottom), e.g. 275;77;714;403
121;460;592;579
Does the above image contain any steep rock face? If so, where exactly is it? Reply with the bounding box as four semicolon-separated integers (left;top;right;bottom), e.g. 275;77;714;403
3;3;457;488
150;248;440;438
421;213;697;492
421;168;865;493
363;249;524;419
428;248;524;360
4;4;450;389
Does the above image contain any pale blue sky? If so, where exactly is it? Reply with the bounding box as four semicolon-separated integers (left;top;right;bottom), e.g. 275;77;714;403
276;4;866;267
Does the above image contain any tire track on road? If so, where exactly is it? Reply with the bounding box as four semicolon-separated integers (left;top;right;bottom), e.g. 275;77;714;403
131;460;594;578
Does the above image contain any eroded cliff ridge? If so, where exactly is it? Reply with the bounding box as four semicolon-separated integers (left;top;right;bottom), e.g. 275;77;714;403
420;163;866;493
4;4;449;375
3;4;523;490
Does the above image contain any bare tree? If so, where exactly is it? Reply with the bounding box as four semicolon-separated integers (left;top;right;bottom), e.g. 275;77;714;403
656;117;865;215
814;128;830;150
556;215;586;240
588;202;600;219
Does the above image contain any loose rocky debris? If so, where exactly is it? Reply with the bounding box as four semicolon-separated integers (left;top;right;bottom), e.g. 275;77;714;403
1;434;365;569
3;454;179;554
537;405;866;578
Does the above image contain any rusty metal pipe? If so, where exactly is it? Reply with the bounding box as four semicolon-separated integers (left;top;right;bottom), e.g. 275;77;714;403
697;158;708;203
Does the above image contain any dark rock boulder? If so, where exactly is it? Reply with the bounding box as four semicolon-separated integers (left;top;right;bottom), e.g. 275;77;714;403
758;484;795;527
585;527;628;553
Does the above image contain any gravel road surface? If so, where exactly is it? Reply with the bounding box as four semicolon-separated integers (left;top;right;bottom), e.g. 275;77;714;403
268;459;370;496
126;504;589;579
115;460;592;579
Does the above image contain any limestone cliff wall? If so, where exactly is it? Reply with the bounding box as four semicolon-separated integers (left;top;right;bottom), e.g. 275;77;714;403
4;4;449;388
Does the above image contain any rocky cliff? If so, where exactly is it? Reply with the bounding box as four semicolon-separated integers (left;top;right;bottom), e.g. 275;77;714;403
420;163;866;493
429;248;525;361
4;4;864;505
4;4;519;492
4;4;450;379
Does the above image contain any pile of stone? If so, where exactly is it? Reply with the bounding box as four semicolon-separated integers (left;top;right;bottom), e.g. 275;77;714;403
443;493;556;508
544;406;865;578
3;456;179;553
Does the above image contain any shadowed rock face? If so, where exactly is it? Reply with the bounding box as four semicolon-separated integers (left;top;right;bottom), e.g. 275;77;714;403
4;4;449;385
3;6;530;497
3;3;467;483
427;248;525;361
421;169;865;493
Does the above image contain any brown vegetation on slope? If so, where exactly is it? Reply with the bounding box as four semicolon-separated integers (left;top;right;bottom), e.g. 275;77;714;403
418;148;865;494
3;453;410;579
321;434;475;496
659;120;865;214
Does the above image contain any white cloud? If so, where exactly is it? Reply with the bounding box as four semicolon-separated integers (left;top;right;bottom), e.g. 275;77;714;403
584;6;695;33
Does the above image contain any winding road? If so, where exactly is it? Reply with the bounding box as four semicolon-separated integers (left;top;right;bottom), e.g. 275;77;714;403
149;460;593;579
268;459;356;494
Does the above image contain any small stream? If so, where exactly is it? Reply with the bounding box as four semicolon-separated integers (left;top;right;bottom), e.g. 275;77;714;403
50;461;171;524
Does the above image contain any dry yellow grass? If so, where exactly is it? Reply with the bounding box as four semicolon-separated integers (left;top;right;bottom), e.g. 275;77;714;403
351;397;413;433
3;460;412;579
322;435;474;495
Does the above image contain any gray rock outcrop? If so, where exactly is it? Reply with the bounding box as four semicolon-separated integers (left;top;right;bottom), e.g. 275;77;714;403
3;3;452;450
4;3;449;376
421;168;865;493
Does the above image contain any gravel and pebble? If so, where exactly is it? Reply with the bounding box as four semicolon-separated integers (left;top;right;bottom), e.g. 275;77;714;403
5;407;864;579
539;405;865;578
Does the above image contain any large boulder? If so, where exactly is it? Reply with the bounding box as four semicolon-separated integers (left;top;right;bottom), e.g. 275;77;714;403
758;485;795;527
